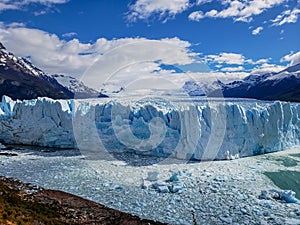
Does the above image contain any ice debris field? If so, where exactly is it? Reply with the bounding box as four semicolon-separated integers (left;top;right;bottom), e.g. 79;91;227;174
1;95;300;160
1;145;300;225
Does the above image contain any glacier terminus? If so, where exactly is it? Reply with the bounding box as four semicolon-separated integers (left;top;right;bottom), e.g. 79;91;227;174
1;95;300;161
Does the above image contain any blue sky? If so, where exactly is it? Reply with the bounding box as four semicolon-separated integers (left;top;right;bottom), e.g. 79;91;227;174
0;0;299;88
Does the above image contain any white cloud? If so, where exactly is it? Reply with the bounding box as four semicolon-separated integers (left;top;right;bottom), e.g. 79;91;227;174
216;1;246;20
0;2;18;11
188;11;204;21
271;8;300;26
221;66;244;72
82;37;198;89
127;0;293;25
250;63;286;74
6;22;26;28
205;53;248;65
191;0;286;22
196;0;212;5
252;26;263;35
255;58;269;64
23;0;69;3
62;32;77;38
127;0;190;22
204;52;272;67
205;9;218;17
220;71;249;79
0;0;69;12
33;10;48;16
0;24;197;84
281;51;300;66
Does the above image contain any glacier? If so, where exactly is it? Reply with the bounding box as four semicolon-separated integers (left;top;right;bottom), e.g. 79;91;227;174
1;95;300;161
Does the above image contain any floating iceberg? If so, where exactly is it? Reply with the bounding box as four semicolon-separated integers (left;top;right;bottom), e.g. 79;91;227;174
1;95;300;161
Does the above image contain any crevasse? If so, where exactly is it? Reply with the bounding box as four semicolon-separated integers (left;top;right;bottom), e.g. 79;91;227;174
1;95;300;161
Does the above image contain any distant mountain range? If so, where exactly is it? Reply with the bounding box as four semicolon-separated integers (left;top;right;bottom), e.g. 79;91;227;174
184;62;300;102
217;63;300;102
0;42;103;100
1;41;300;102
208;64;300;102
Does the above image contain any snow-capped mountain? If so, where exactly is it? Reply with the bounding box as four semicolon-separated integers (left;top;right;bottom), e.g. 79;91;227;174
51;74;106;98
182;80;205;96
210;63;300;102
0;42;102;100
0;43;73;100
181;79;229;97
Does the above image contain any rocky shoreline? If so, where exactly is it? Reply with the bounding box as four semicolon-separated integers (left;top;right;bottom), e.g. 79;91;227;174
0;176;165;225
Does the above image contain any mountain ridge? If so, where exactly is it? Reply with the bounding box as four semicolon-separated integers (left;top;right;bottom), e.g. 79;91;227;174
183;63;300;102
0;44;71;100
216;63;300;102
2;41;300;102
0;43;102;100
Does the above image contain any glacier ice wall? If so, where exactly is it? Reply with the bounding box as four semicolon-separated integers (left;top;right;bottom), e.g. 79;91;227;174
1;95;300;160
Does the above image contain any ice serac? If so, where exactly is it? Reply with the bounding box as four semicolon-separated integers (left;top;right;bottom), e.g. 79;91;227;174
0;96;75;147
1;96;300;160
